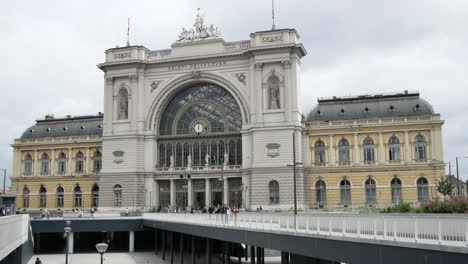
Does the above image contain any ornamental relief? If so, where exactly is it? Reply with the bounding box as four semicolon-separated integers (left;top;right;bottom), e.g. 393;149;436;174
232;72;247;86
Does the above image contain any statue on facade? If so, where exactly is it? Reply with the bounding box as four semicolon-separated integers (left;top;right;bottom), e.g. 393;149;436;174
223;152;229;166
205;153;210;166
118;88;129;119
187;154;192;168
170;155;174;168
268;75;280;109
176;9;222;43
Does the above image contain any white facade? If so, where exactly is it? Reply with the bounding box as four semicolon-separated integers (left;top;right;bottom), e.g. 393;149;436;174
97;16;307;210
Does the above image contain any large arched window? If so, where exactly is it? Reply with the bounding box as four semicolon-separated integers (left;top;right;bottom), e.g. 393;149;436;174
363;137;375;163
24;154;33;175
58;152;67;175
75;151;84;174
314;140;326;165
74;185;82;207
414;135;427;161
391;178;403;204
114;184;122;207
56;186;64;207
39;186;47;208
388;136;401;161
93;151;102;173
40;153;49;175
269;181;280;204
417;177;429;202
365;178;376;204
338;138;350;164
23;187;30;208
340;179;352;205
316;180;326;207
92;184;99;207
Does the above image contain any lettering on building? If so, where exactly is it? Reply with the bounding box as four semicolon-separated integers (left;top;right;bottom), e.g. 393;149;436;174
168;61;227;71
113;52;132;59
262;35;283;43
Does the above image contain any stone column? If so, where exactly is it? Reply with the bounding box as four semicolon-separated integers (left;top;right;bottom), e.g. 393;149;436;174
353;133;360;165
205;178;211;206
129;231;135;252
223;178;229;206
50;149;55;175
430;129;435;160
86;147;90;174
68;232;74;254
154;180;160;207
68;148;73;175
33;150;38;176
282;60;292;122
254;62;263;123
242;175;250;209
329;135;335;166
378;132;385;164
404;130;411;163
188;179;193;208
170;179;176;207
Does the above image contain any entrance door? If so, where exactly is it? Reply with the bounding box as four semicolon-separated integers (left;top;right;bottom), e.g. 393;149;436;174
212;192;222;206
194;192;205;209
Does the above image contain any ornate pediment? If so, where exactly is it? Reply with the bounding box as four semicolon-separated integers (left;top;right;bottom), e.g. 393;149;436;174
176;8;222;43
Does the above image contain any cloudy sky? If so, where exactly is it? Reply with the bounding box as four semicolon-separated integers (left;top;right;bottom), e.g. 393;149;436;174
1;0;468;187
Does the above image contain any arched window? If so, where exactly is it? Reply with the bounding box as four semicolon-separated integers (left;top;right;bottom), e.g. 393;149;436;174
316;180;326;207
193;142;200;167
183;143;190;167
40;153;49;175
388;136;401;161
92;184;99;207
340;179;351;205
176;143;182;167
236;139;242;165
74;185;82;207
210;141;218;165
228;140;236;165
269;181;280;204
114;184;122;207
93;151;102;173
218;140;225;165
363;137;375;163
166;143;173;167
75;151;84;174
365;178;376;204
391;178;403;204
58;152;67;175
117;88;129;120
417;177;429;202
39;186;47;208
159;143;166;167
56;186;64;207
414;135;427;161
200;142;207;166
314;140;326;165
267;75;281;109
23;187;30;208
24;154;33;175
338;139;350;164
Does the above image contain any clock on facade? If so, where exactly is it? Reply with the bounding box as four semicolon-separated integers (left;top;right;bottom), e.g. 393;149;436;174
194;123;204;133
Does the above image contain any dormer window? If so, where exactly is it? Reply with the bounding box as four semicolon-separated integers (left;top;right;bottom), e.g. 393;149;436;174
63;127;68;132
46;128;51;133
364;107;369;113
415;104;420;110
389;105;395;112
317;110;322;115
98;124;103;129
80;125;86;130
29;129;34;134
340;108;345;114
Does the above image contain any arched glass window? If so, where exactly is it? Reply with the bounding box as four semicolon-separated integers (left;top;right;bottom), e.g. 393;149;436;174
415;135;427;161
166;143;173;167
228;140;236;165
388;136;401;161
236;139;242;165
75;151;84;174
314;140;326;165
183;143;190;167
338;139;350;164
23;187;30;208
218;140;225;165
74;186;82;207
363;137;375;162
93;151;102;173
193;142;200;167
117;88;129;120
210;141;217;165
24;154;33;175
200;142;207;166
269;181;280;204
114;184;122;207
340;179;351;205
365;178;376;204
40;153;49;175
417;177;429;202
316;180;326;207
159;143;166;167
267;75;281;109
391;178;403;204
39;186;47;208
56;186;64;207
58;152;67;175
176;143;182;167
92;184;99;207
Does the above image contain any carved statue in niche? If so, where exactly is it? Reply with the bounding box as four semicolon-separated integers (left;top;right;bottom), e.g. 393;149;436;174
170;155;174;168
223;152;229;166
205;153;210;166
268;75;280;109
187;154;192;168
118;88;129;120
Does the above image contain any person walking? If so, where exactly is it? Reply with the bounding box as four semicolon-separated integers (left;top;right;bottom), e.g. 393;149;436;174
35;257;42;264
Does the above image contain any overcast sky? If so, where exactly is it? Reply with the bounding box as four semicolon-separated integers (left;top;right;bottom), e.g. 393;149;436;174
1;0;468;187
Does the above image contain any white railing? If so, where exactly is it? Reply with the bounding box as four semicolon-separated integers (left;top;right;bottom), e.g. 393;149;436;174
143;213;468;248
0;215;29;261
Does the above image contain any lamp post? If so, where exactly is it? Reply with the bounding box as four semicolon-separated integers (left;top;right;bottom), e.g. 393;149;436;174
96;243;109;264
456;157;468;196
286;132;303;230
0;169;6;194
64;220;72;264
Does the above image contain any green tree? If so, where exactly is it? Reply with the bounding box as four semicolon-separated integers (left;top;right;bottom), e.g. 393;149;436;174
437;176;453;198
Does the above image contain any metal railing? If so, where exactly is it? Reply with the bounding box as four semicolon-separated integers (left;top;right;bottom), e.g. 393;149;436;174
143;212;468;248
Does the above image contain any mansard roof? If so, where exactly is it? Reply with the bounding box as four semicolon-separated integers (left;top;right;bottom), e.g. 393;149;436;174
306;91;435;122
20;113;103;140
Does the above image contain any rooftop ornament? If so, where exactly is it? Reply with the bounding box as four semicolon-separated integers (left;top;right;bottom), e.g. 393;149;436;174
176;8;222;43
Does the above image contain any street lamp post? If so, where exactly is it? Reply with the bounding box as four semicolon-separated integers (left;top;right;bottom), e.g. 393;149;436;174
456;157;468;196
64;220;72;264
0;169;6;194
96;243;109;264
286;133;303;230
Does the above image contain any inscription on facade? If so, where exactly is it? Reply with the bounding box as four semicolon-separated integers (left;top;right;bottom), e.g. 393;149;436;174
262;35;283;43
168;61;227;71
113;52;132;59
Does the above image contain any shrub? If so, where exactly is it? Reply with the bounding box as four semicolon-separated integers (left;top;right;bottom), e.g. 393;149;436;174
381;202;413;213
421;198;468;213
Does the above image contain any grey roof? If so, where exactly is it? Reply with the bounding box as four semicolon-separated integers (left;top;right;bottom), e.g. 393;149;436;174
306;92;434;122
20;114;103;140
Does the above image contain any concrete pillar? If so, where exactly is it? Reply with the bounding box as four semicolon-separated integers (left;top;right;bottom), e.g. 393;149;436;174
68;148;73;175
353;133;360;165
205;178;211;206
68;232;74;254
155;180;160;207
378;132;385;164
86;147;90;174
329;135;335;166
33;150;38;176
170;179;176;207
129;231;135;252
404;130;411;163
188;179;193;208
223;178;229;206
51;149;55;175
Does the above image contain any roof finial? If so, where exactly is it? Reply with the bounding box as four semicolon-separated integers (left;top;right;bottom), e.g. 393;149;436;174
126;18;131;47
271;0;276;30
